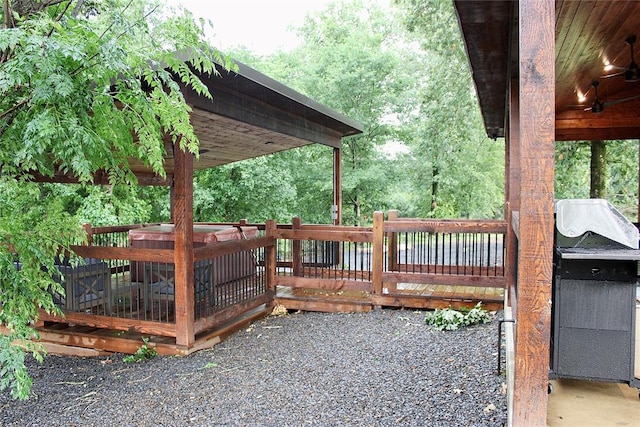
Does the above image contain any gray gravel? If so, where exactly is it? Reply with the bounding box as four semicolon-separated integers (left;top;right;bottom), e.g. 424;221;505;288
1;309;506;426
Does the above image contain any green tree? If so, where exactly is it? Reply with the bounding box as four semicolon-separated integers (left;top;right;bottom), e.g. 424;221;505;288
555;140;639;220
194;155;296;223
0;0;232;399
284;0;413;225
396;0;504;218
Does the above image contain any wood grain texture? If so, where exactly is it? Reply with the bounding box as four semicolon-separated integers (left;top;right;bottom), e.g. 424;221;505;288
371;211;384;296
513;1;555;425
172;144;195;347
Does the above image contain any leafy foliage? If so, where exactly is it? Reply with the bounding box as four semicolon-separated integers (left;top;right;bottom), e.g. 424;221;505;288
424;303;491;331
0;177;85;399
555;140;639;220
123;338;158;363
0;0;233;399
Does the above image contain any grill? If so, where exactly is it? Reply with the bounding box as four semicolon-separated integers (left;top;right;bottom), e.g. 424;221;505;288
551;199;640;389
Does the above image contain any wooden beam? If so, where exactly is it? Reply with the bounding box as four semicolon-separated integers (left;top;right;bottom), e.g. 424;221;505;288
24;170;172;186
183;85;344;149
513;1;555;425
172;142;195;348
555;101;640;141
384;219;507;234
382;272;505;288
276;276;373;292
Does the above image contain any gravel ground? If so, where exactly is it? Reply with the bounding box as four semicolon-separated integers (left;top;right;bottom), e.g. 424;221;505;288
1;309;507;426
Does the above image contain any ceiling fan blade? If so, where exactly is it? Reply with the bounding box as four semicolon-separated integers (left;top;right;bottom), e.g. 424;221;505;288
601;71;624;79
603;94;640;107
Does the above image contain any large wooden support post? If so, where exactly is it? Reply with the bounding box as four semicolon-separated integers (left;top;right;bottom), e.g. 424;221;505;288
173;145;195;348
372;211;384;301
333;147;342;225
514;1;555;425
265;220;277;292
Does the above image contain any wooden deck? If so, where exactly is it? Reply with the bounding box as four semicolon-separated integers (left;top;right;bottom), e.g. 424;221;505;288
275;283;504;313
34;304;272;357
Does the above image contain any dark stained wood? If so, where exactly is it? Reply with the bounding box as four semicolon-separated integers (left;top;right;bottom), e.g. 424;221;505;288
383;272;505;288
384;219;507;234
172;144;195;348
192;304;272;352
72;245;174;263
386;209;400;292
38;310;176;337
393;264;505;277
274;292;372;314
371;211;384;297
456;0;640;142
453;0;514;138
505;78;520;308
371;295;503;312
193;236;274;262
513;1;555;425
276;276;373;292
26;170;172;186
35;326;185;356
333;147;342;225
265;220;278;292
276;228;373;243
193;293;273;335
555;96;640;140
291;217;302;277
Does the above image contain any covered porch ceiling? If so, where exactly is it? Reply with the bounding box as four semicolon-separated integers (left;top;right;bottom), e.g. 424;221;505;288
45;59;363;185
150;59;363;175
455;0;640;142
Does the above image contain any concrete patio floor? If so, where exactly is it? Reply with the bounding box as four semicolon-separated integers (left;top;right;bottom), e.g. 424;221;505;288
547;378;640;426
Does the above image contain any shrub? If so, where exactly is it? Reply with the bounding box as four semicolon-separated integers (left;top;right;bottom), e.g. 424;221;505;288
425;302;490;331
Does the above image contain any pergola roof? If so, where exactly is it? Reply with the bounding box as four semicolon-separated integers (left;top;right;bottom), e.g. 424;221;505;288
455;0;640;141
127;59;363;179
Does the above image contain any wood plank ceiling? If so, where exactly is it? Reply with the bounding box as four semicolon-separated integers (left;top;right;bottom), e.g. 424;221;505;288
455;0;640;142
131;60;363;178
43;59;362;185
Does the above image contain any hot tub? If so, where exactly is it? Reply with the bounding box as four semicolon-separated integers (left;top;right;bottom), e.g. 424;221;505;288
128;224;258;282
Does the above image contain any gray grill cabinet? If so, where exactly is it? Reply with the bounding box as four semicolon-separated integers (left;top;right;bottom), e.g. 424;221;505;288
551;248;639;389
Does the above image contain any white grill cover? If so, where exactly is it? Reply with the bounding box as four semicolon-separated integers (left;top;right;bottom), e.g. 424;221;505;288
555;199;639;249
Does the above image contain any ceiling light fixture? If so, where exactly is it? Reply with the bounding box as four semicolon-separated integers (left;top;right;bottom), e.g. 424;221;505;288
624;35;639;82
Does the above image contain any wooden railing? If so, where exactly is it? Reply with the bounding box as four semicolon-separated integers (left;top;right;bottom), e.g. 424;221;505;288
272;212;506;310
38;212;506;337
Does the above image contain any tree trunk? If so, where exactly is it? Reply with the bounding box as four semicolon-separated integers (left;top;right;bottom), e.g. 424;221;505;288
431;166;439;212
590;140;606;198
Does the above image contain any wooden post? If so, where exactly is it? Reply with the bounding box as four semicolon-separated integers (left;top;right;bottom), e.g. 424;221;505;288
173;144;195;349
386;210;399;293
291;217;302;277
265;220;277;293
82;223;93;246
505;78;521;310
333;147;342;225
513;0;555;425
372;211;384;302
169;183;176;223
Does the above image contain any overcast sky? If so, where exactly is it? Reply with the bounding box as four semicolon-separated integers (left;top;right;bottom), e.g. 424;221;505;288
165;0;334;55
